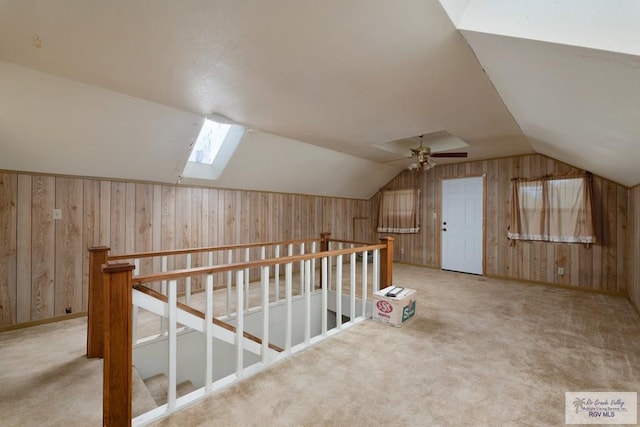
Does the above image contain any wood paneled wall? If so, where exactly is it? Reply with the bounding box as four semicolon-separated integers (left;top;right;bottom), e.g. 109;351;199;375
0;171;370;327
375;154;629;294
629;186;640;311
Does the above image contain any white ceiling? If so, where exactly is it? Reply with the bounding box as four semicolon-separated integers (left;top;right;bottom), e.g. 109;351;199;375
0;1;638;196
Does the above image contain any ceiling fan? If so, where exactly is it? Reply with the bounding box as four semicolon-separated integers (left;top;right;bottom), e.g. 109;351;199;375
407;134;468;170
380;134;466;171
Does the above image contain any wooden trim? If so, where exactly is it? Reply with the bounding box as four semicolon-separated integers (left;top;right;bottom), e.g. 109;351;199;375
0;311;86;333
133;284;284;352
102;262;134;427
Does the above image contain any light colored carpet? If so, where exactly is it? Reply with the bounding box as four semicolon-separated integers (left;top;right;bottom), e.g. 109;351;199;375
2;264;640;426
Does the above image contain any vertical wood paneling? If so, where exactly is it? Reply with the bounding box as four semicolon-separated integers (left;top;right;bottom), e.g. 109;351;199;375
99;180;111;246
2;153;631;326
629;186;640;310
0;173;17;325
381;154;629;295
16;175;32;322
110;182;127;255
161;186;176;271
135;184;153;274
125;183;136;255
31;176;55;320
190;187;203;289
152;185;162;273
54;178;83;315
616;185;627;294
83;179;100;311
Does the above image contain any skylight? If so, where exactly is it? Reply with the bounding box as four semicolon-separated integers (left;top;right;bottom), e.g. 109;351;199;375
188;119;232;165
181;117;245;183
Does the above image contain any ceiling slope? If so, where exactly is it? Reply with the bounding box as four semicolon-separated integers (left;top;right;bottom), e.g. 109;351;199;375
445;0;640;186
0;1;533;197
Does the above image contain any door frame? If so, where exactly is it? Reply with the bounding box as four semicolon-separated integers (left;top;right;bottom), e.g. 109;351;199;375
437;173;487;275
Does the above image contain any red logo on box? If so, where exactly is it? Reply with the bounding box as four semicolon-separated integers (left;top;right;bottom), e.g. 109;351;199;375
376;300;393;313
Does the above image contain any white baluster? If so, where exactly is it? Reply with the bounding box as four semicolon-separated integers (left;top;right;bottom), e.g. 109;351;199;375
328;241;333;292
285;262;293;353
185;253;192;305
132;253;141;344
304;259;311;345
168;279;178;409
161;256;168;336
311;241;316;290
236;270;244;377
205;274;213;392
373;249;380;293
362;250;368;318
321;257;328;336
133;258;140;276
287;244;293;296
274;245;280;302
244;248;250;310
261;265;270;364
299;242;305;295
350;252;356;323
336;254;343;329
226;250;232;316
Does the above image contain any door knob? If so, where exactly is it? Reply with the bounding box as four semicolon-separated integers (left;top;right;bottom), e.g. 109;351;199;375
442;228;447;232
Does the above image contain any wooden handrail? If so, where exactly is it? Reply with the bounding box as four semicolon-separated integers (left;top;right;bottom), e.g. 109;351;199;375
108;237;322;261
325;238;371;246
133;284;284;353
132;243;386;286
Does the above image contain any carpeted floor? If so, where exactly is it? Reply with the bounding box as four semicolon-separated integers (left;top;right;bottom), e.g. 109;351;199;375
2;264;640;426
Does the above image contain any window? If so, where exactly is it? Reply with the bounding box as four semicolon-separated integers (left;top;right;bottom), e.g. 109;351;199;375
377;188;420;234
181;117;245;182
508;174;595;243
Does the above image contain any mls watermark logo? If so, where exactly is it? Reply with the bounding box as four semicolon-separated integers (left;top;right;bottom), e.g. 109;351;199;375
566;392;637;424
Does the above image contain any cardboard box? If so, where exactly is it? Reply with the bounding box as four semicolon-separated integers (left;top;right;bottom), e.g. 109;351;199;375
372;286;416;327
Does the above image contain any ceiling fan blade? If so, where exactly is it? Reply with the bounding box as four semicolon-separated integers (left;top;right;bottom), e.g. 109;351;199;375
381;156;412;164
430;152;468;158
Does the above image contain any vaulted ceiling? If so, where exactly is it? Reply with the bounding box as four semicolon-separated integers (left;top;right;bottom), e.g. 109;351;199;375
0;1;638;199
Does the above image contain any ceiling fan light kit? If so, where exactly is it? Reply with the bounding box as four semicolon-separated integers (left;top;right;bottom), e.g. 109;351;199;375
408;134;467;170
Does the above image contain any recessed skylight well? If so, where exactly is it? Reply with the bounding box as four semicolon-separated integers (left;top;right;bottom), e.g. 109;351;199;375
188;119;232;165
182;117;245;182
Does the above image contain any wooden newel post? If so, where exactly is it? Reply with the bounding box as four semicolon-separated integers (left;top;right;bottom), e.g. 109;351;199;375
102;261;135;427
320;232;331;253
380;237;394;288
87;246;110;358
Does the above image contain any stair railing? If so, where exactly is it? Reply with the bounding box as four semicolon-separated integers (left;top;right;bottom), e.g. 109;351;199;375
90;233;394;426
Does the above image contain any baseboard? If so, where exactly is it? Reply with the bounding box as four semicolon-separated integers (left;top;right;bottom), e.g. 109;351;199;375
0;311;87;333
484;274;627;297
627;294;640;318
393;261;628;298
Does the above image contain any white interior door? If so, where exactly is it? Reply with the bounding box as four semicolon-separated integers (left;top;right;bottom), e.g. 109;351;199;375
441;176;484;275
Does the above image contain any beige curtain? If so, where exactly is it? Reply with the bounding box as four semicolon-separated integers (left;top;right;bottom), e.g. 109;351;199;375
377;188;420;233
509;175;595;243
